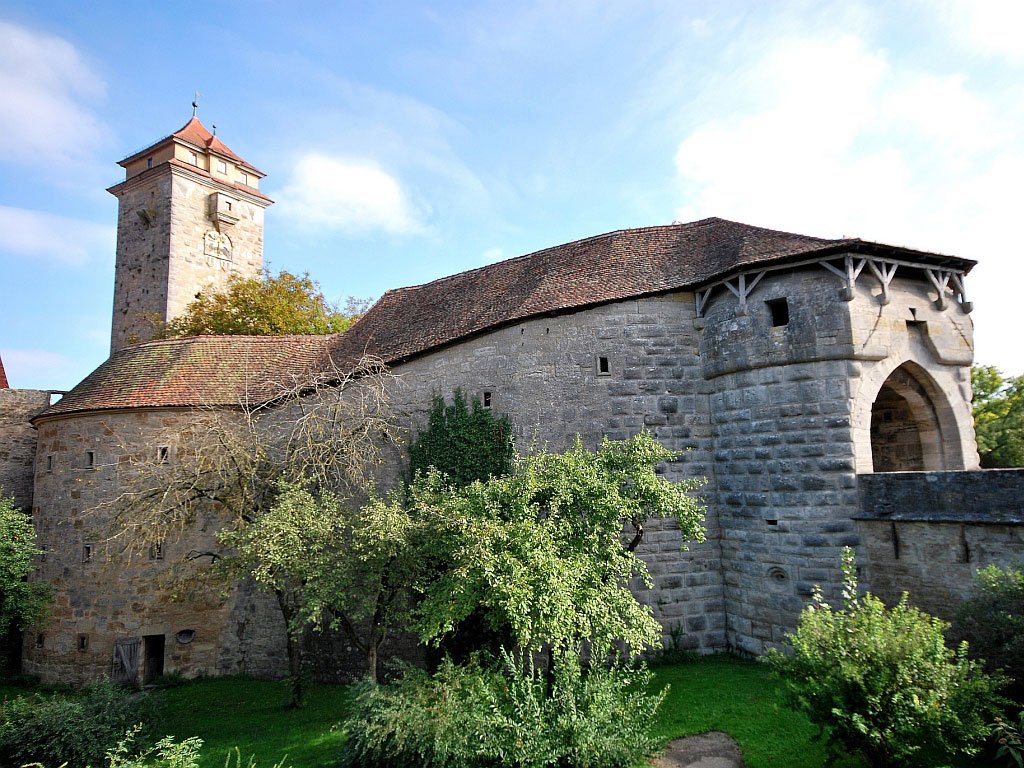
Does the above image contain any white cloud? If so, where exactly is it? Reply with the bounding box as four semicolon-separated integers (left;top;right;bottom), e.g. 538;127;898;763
274;153;424;235
673;27;1022;373
0;206;114;265
0;20;106;167
937;0;1024;63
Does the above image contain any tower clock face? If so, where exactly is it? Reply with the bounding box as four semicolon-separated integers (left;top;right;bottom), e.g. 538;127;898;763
204;230;233;261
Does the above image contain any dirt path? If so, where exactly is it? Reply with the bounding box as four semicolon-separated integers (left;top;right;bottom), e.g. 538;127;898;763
650;731;746;768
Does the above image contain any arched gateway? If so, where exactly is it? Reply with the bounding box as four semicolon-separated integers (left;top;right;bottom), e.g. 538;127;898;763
869;362;965;472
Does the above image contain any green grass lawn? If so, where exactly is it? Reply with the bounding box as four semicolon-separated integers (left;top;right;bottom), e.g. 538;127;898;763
3;657;865;768
157;678;352;768
650;655;863;768
151;656;864;768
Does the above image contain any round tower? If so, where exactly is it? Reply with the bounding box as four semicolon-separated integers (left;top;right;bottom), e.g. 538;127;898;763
107;113;273;353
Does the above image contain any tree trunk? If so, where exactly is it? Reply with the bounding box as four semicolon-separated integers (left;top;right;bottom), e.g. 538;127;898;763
286;631;305;709
277;591;305;709
367;641;378;684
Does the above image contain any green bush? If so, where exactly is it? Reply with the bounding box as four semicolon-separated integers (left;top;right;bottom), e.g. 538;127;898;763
991;710;1024;768
22;725;292;768
0;681;154;768
766;548;1006;768
340;652;665;768
954;562;1024;695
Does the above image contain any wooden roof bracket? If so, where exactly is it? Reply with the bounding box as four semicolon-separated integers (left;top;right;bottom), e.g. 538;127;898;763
722;271;766;316
866;260;898;305
950;272;973;313
820;255;867;301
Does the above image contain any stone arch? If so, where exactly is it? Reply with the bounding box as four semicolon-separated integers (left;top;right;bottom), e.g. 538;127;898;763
864;362;964;472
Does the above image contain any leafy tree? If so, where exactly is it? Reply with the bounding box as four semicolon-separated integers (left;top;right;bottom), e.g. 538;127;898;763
154;269;369;338
220;482;420;685
407;390;515;661
407;390;514;488
340;433;705;767
101;357;398;706
0;493;51;640
411;433;705;659
973;365;1024;468
766;548;1005;768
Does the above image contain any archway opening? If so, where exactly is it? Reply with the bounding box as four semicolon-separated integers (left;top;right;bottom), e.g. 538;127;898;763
870;365;946;472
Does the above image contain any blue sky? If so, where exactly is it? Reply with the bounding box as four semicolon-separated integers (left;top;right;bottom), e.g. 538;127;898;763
1;1;1022;390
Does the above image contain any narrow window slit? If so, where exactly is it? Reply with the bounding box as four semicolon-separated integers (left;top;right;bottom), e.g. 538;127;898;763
766;298;789;327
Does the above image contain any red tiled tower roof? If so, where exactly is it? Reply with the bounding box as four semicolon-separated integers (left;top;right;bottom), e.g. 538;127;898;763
0;353;8;389
120;116;265;176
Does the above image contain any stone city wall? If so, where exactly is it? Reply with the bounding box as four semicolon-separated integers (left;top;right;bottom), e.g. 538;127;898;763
23;409;287;685
0;389;50;510
385;293;727;653
696;263;977;653
856;468;1024;619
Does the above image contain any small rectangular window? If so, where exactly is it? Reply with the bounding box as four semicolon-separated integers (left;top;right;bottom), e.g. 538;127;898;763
239;172;249;186
188;151;198;166
157;446;169;464
146;157;153;169
77;634;89;652
766;297;789;327
36;633;44;648
150;542;164;561
85;450;95;469
83;543;94;563
597;356;610;376
482;391;492;409
46;455;54;472
217;159;227;173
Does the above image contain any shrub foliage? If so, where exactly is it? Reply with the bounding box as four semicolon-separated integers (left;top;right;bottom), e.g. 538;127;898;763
954;562;1024;695
766;548;1005;768
0;682;154;768
0;492;52;637
340;653;664;768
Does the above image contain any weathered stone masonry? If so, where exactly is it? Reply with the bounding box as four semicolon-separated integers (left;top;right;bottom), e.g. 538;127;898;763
0;389;50;510
5;115;1022;685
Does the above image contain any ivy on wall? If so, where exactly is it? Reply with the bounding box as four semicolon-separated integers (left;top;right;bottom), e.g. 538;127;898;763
408;389;514;487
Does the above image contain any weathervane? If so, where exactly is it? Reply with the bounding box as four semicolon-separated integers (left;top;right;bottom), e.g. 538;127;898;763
192;90;201;118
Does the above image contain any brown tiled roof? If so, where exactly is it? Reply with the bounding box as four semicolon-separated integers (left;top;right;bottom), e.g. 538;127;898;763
38;335;332;420
40;217;974;419
0;353;8;389
330;217;975;367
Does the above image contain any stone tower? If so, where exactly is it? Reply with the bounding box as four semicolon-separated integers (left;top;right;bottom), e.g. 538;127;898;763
108;114;273;353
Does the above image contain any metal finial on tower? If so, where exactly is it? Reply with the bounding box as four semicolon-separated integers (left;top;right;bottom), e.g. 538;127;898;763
192;90;201;117
212;124;217;136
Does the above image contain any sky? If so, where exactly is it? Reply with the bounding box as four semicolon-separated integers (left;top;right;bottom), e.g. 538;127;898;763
1;1;1022;391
